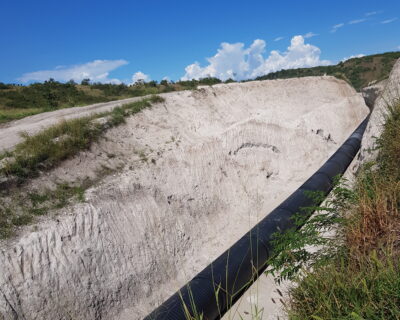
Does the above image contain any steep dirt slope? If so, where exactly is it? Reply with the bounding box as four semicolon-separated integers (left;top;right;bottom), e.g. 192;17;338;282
0;77;368;320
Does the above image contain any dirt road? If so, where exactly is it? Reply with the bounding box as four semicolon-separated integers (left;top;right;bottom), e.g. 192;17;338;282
0;92;175;151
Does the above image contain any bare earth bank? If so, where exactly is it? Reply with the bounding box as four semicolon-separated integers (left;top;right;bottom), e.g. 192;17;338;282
0;77;369;320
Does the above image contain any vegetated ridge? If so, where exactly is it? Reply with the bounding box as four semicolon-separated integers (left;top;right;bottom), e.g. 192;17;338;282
256;51;400;91
0;51;398;124
267;59;400;319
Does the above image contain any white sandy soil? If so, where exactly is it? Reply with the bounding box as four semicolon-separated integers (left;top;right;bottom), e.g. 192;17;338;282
0;77;368;320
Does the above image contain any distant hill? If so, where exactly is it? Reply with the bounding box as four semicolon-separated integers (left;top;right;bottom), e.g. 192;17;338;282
1;51;399;124
256;51;400;91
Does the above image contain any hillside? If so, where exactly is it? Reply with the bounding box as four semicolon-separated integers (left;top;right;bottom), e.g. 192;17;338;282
0;77;368;320
256;51;400;91
0;51;398;125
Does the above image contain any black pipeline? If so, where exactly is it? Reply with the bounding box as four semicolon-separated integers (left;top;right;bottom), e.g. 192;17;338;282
144;117;369;320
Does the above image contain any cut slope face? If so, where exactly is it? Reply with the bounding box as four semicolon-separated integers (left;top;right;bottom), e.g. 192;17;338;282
0;77;368;320
359;58;400;163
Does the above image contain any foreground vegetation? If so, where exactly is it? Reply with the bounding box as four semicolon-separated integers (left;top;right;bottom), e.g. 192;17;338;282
0;95;164;238
256;51;400;91
268;99;400;319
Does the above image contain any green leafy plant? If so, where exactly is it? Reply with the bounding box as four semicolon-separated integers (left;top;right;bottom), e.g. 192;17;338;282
266;176;356;283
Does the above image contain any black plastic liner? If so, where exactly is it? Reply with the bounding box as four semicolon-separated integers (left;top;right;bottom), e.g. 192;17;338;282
144;117;369;320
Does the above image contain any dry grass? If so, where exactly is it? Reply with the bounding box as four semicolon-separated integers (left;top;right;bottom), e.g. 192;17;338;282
347;172;400;256
287;100;400;320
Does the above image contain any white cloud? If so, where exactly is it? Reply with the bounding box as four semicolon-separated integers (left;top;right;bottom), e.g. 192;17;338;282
381;17;398;24
181;36;331;81
349;18;366;24
131;71;150;84
397;45;400;50
331;23;345;33
19;59;128;83
274;36;284;41
341;54;365;62
303;32;318;39
365;11;381;16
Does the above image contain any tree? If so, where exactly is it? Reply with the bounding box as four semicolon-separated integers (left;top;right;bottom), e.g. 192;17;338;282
81;78;90;86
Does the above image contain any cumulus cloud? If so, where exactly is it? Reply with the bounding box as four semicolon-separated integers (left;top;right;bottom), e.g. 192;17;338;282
19;59;128;83
381;18;398;24
181;36;331;81
349;18;366;24
131;71;150;84
331;23;345;33
341;54;366;62
274;36;284;41
303;32;318;39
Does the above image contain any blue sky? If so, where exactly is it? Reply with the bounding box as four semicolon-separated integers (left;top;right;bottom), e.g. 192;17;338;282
1;0;399;84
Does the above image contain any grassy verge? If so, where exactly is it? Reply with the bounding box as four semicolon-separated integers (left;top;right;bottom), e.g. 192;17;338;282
0;107;45;123
268;100;400;319
0;95;163;180
0;95;164;238
0;77;229;124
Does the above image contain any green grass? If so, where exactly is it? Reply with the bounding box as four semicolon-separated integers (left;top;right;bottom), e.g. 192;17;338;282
1;117;102;179
0;107;44;123
0;96;163;181
289;253;400;320
0;95;165;238
270;99;400;319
